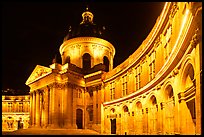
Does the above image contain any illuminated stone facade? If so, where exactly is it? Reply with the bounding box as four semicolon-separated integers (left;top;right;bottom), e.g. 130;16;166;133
2;95;30;131
101;2;202;135
26;2;202;135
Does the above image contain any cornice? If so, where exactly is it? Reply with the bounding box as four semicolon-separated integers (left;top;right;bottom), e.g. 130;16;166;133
59;37;115;57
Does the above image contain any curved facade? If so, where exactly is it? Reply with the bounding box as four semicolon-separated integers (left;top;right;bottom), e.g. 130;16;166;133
26;2;202;135
101;2;202;135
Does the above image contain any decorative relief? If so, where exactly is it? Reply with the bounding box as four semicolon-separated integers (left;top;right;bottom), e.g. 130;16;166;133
154;35;161;48
190;28;199;47
157;85;161;90
140;55;146;64
172;68;179;76
49;82;65;89
178;92;185;103
165;26;172;43
26;65;52;85
128;68;133;74
92;44;97;49
170;2;179;19
76;44;81;49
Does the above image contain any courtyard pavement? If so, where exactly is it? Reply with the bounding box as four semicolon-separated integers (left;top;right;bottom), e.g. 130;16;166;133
2;128;102;135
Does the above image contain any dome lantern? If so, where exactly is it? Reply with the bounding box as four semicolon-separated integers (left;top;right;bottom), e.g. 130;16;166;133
80;6;94;24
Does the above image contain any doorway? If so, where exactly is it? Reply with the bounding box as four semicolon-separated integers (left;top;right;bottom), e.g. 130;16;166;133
76;109;83;129
111;119;116;134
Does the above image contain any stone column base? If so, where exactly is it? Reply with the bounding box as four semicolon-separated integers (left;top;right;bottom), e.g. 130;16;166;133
64;123;74;129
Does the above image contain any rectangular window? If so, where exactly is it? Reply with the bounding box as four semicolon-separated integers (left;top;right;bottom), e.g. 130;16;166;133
135;65;141;90
122;75;128;96
110;81;115;100
19;102;23;112
78;89;82;98
164;43;168;60
149;51;156;81
164;26;172;60
8;103;12;112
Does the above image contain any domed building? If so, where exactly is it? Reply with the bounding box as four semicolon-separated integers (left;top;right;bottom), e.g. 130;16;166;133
26;2;202;135
26;6;115;132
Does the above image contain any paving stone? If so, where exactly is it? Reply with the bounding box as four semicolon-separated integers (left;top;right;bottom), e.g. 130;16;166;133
2;128;102;135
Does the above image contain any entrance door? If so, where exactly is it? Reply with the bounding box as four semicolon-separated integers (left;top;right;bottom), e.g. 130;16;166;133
76;109;83;129
111;119;116;134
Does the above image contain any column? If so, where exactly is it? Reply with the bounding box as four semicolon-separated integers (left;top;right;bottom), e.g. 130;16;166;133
33;92;36;127
64;85;69;128
48;87;52;127
36;90;40;127
44;88;49;128
39;91;43;127
60;88;64;128
29;92;33;127
67;85;73;128
160;102;165;134
72;87;77;128
51;85;59;128
178;92;186;134
143;108;148;134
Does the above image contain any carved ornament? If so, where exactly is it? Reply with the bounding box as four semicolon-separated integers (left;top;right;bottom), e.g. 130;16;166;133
26;65;52;85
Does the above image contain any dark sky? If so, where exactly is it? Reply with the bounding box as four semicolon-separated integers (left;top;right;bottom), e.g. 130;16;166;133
2;2;165;91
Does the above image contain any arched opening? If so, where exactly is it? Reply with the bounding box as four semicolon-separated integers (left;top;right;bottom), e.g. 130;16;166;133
83;53;91;71
76;109;83;129
122;105;129;134
123;105;129;112
7;117;14;131
149;95;157;134
110;108;115;113
110;108;116;134
103;56;109;72
183;64;195;90
164;85;175;134
111;119;116;134
182;63;196;134
135;101;143;134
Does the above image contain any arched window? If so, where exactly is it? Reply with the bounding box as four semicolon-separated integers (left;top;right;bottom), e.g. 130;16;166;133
103;56;109;72
83;53;91;70
123;105;129;112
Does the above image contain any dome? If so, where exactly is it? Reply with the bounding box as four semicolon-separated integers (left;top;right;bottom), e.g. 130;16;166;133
63;7;107;41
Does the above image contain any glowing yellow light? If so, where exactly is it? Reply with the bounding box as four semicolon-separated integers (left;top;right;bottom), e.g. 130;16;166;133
171;9;190;54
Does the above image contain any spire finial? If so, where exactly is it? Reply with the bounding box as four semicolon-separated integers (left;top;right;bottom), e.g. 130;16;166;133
86;5;89;11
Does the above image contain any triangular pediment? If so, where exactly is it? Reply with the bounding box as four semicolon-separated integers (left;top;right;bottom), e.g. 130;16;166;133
26;65;52;85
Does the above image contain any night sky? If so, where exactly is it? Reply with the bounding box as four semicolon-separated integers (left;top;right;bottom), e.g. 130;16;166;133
2;2;165;92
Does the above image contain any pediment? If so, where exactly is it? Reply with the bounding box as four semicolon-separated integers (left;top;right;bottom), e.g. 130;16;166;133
26;65;52;85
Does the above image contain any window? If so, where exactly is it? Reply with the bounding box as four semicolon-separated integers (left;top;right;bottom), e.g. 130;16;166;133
78;89;82;98
89;110;93;121
19;103;23;112
103;56;109;72
149;51;156;81
82;53;91;71
89;89;93;98
110;81;115;100
8;103;12;112
135;65;141;90
164;43;168;60
122;75;128;96
164;26;172;60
